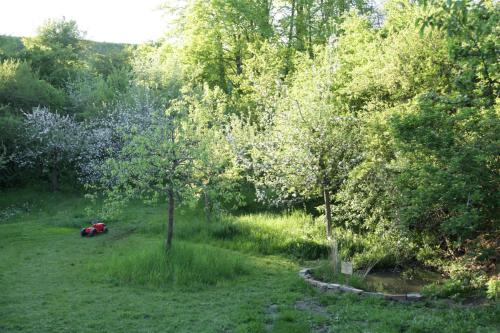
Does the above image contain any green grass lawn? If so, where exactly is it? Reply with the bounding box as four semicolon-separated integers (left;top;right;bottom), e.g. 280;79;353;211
0;188;498;332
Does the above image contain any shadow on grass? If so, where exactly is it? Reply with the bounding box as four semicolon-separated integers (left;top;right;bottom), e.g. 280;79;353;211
1;188;329;261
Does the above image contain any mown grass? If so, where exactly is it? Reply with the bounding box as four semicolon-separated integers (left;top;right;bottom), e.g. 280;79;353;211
0;187;499;332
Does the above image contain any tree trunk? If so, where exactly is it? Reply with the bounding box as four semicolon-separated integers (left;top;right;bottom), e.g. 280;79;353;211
204;190;211;223
288;0;296;48
165;189;175;251
284;0;296;75
323;186;332;239
295;1;306;51
215;33;227;92
235;51;243;75
49;166;59;192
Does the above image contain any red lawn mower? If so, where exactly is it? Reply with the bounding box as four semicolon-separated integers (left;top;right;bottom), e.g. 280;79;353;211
80;222;108;237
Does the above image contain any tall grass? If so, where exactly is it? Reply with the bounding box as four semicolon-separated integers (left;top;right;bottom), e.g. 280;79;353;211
312;260;365;289
101;240;249;289
103;207;330;260
208;212;329;259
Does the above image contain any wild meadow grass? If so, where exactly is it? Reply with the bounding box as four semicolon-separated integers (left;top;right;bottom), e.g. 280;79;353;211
312;260;366;289
101;240;249;289
209;212;329;259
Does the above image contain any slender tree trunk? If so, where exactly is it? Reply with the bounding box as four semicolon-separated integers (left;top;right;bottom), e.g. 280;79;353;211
49;151;60;192
306;4;314;58
235;51;243;75
49;166;59;192
288;0;296;48
215;33;227;91
323;186;332;239
264;0;272;30
284;0;296;75
295;1;305;51
204;190;211;223
166;188;175;251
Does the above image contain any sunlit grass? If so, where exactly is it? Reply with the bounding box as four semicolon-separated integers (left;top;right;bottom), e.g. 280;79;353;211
99;239;249;289
208;212;329;259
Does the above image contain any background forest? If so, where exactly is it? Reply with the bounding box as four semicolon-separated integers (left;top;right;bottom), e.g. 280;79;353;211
0;0;498;302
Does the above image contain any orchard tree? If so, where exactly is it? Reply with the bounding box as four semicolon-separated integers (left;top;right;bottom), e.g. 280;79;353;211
16;107;81;191
101;100;197;250
250;49;359;238
95;86;244;248
78;90;157;185
188;85;244;222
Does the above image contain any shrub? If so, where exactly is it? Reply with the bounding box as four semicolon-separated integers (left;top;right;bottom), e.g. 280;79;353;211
0;59;66;109
486;276;500;300
331;225;417;273
422;265;488;299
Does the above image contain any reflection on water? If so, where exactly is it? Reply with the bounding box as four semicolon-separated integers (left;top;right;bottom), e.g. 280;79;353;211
363;271;441;294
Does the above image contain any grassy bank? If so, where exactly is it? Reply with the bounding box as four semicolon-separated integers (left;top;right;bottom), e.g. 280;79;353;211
0;188;498;332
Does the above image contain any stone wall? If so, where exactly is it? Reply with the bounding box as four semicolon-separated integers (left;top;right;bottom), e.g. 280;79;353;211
299;268;423;301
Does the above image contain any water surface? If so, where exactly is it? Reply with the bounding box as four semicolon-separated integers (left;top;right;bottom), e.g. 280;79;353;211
363;271;441;294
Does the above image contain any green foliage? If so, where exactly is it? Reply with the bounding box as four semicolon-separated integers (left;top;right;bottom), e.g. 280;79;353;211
486;276;500;300
322;0;499;279
389;94;499;240
178;0;273;90
0;59;66;109
0;106;22;146
33;18;84;50
23;17;85;89
0;107;22;185
84;40;132;77
0;142;7;171
131;42;183;99
419;0;499;105
0;35;24;60
67;68;130;118
422;258;489;299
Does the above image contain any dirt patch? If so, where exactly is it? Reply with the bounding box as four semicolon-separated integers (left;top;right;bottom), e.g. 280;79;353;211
295;298;328;315
101;226;137;242
265;304;279;331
